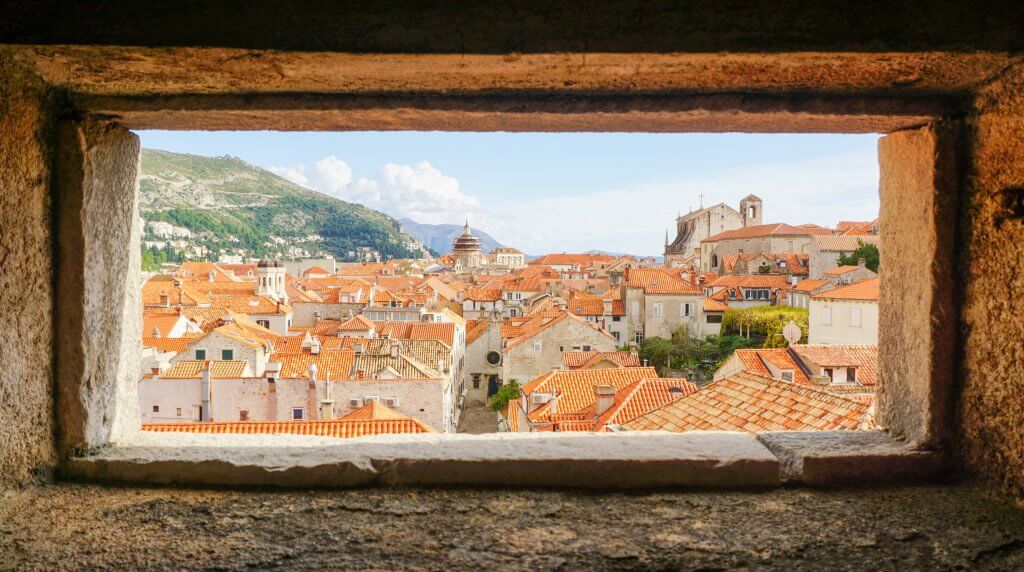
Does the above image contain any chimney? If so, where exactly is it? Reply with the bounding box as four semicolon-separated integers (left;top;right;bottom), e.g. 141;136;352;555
857;257;866;269
594;384;616;416
310;337;321;355
200;365;212;422
308;363;318;381
266;377;278;421
264;361;281;379
389;341;400;357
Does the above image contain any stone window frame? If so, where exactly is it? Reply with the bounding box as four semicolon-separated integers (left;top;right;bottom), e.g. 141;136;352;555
34;48;968;490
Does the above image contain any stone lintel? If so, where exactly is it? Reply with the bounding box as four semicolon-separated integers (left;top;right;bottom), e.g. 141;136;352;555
757;430;946;485
66;431;781;489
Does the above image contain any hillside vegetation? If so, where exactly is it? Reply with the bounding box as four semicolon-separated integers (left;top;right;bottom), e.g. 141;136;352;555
139;149;421;264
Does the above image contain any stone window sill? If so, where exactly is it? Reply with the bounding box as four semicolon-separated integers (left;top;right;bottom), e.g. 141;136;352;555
66;430;944;489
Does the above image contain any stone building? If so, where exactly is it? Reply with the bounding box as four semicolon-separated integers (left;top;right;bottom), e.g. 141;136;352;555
621;267;705;343
500;310;618;384
490;246;525;269
699;223;832;273
451;221;483;269
809;278;880;345
664;195;762;267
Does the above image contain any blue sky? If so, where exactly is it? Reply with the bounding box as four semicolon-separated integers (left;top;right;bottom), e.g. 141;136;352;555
139;131;881;255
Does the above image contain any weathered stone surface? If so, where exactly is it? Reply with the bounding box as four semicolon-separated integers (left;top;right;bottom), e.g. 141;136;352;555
3;2;1023;52
0;54;57;488
757;430;945;485
54;119;142;456
876;122;961;446
3;483;1024;569
68;431;780;489
958;63;1024;499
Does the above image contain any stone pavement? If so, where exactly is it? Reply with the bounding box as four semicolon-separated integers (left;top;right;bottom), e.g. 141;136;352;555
457;399;499;434
2;483;1024;570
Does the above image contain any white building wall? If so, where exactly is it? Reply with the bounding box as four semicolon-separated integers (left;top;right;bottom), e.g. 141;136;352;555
808;299;879;345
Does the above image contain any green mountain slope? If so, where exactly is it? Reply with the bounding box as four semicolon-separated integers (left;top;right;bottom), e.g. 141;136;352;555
139;149;423;266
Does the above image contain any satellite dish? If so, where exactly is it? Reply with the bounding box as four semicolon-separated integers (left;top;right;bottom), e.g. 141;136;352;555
782;321;802;345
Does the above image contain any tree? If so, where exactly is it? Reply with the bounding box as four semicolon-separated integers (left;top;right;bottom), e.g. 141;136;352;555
638;336;676;370
489;379;522;412
837;240;880;272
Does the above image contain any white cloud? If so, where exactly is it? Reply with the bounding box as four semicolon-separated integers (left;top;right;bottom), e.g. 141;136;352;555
267;164;309;187
270;148;878;256
269;157;487;226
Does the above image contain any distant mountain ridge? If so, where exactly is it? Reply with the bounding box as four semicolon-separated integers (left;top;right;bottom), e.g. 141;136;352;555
138;149;422;265
399;218;505;255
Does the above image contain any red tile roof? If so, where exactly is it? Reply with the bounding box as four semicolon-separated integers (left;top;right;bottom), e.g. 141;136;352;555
790;344;879;385
702;223;832;242
521;367;659;424
161;360;250;379
824;265;860;275
374;321;456;347
625;268;702;295
811;278;879;301
562;351;641;369
142;417;435;439
625;371;873;433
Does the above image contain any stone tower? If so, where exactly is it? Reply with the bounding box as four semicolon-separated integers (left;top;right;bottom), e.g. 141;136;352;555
452;220;483;269
740;194;763;227
256;257;287;302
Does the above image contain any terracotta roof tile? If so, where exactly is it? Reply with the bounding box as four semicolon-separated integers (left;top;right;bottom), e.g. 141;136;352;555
142;416;435;438
811;278;879;301
625;371;871;433
161;360;251;379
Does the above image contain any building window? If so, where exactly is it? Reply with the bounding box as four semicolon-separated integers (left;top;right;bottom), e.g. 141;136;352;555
257;319;270;329
583;345;591;352
706;314;723;324
681;303;692;317
822;306;832;325
195;349;206;360
152;405;159;413
613;331;620;341
824;368;834;380
634;332;644;344
612;316;620;322
652;302;663;317
222;349;233;360
780;370;794;382
630;301;640;316
485;351;501;366
472;374;481;389
533;340;542;353
239;410;249;421
848;367;857;382
176;407;182;416
850;306;862;327
292;408;304;420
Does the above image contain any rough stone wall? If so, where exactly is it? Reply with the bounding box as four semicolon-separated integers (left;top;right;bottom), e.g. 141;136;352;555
54;118;141;456
503;320;618;384
876;122;960;447
958;65;1024;497
0;55;57;487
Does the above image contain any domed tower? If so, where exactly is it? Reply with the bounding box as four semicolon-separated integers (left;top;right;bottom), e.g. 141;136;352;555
740;194;763;227
452;220;483;269
256;257;288;302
